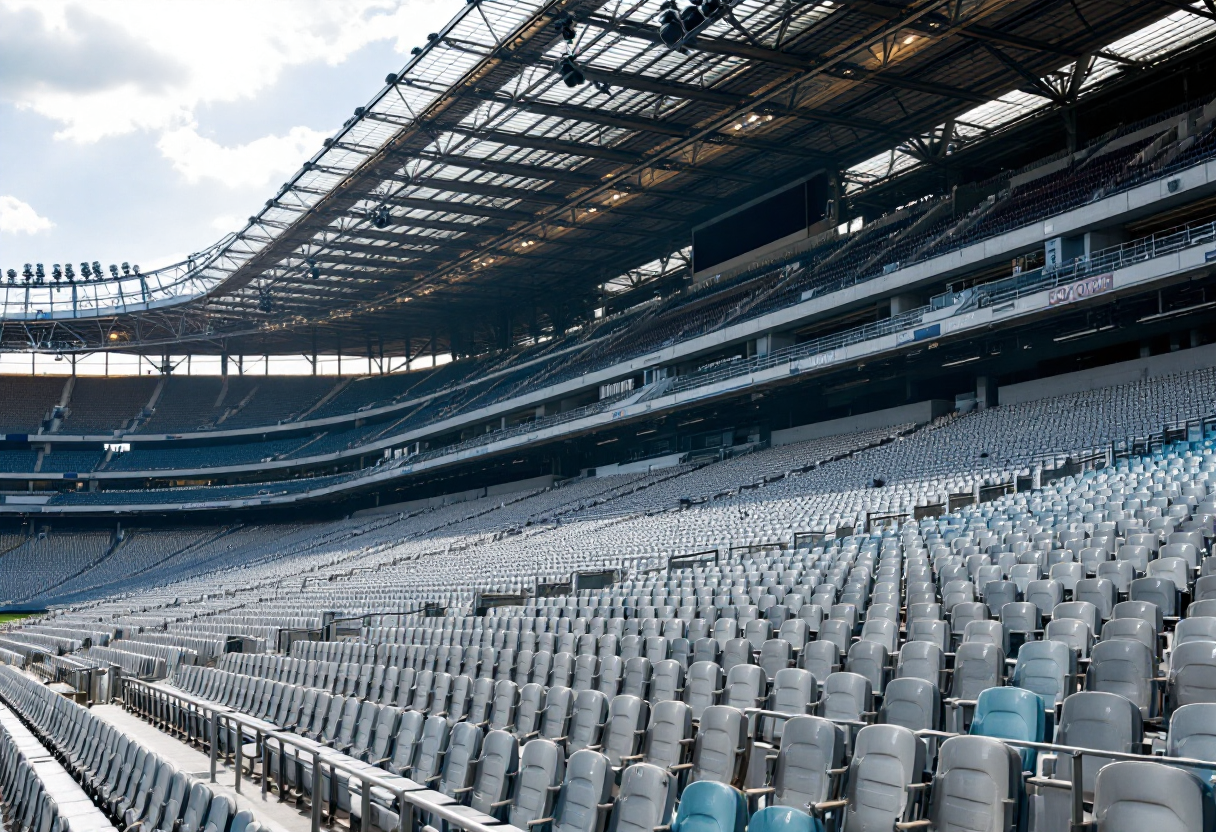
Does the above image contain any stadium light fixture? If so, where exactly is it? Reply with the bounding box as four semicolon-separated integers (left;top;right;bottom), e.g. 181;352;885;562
656;0;734;51
558;56;585;88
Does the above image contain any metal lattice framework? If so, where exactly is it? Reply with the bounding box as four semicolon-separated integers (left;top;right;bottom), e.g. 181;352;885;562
3;0;1213;356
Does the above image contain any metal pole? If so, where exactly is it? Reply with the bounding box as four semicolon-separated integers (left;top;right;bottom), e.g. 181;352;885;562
311;752;322;832
234;721;242;793
1070;751;1085;832
210;712;218;783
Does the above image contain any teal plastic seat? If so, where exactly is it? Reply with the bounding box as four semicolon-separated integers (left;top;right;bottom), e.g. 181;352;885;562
748;807;822;832
670;781;746;832
969;687;1045;771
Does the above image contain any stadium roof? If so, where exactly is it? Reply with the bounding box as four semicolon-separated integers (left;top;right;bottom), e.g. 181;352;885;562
3;0;1215;356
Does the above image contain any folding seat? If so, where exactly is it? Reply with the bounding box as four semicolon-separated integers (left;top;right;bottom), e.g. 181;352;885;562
858;618;898;653
969;687;1045;771
647;659;683;705
1042;690;1143;811
1166;702;1216;768
437;721;484;799
1175;616;1216;647
177;782;213;832
712;620;737;644
1080;547;1109;576
693;638;722;667
798;641;840;682
1098;560;1135;594
950;602;989;645
1011;639;1075;707
1195;575;1216;602
778;620;810;652
156;772;191;832
669;781;746;832
596;695;649;768
572;654;599;693
684;662;725;721
721;639;754;675
983;581;1019;617
514;651;536;687
878;677;940;735
1100;617;1159;659
819;672;872;723
566;689;610;755
920;735;1021;832
844;641;888;695
622;657;652;700
1075;578;1116;621
670;638;692;670
532;652;555;687
895;642;944;689
608;762;676;832
550;653;575;688
1130;577;1177;618
907;618;951;653
1025;580;1064;619
816;621;851;656
678;705;747;785
830;725;925;830
829;604;858;632
124;759;174;831
515;684;546;739
507;739;565;829
908;603;943;623
1000;602;1041;639
764;668;816;742
1089;760;1215;832
797;605;824;634
945;643;1005;731
1116;545;1150;575
598;656;624;698
1168;641;1216;711
1114;600;1164;633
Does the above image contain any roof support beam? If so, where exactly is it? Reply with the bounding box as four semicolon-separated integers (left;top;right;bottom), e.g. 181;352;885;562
390;174;570;205
1151;0;1216;20
471;91;690;137
386;196;536;222
414;151;600;186
447;128;646;164
577;66;745;108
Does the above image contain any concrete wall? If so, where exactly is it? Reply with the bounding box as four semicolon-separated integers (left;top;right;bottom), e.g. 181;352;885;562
771;399;951;446
356;473;556;516
998;343;1216;407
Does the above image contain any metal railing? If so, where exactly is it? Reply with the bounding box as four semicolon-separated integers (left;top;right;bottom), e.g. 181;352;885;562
122;677;516;832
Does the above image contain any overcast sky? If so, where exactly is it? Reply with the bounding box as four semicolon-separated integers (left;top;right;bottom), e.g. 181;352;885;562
0;0;459;278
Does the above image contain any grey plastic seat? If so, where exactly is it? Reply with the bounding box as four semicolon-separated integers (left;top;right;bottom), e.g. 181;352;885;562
895;642;944;689
1166;703;1216;766
649;660;683;704
845;640;888;695
723;664;765;711
964;620;1010;654
200;794;234;832
468;729;520;816
622;657;652;700
639;700;692;769
683;662;724;721
540;686;575;743
1089;760;1215;832
683;705;746;785
1001;602;1041;635
1173;616;1216;647
1075;578;1117;621
1045;618;1093;658
923;736;1020;832
908;618;951;653
1169;641;1216;711
177;782;212;832
413;715;452;786
489;680;520;731
1011;639;1075;706
438;721;484;799
566;690;610;755
840;725;925;831
721;638;753;674
598;656;624;698
819;672;872;723
507;739;565;829
598;695;648;768
798;641;840;681
1100;617;1158;659
878;677;940;733
759;639;793;681
515;683;546;738
1086;638;1157;719
754;715;844;808
548;749;612;832
1115;600;1164;633
950;643;1005;702
763;667;816;742
1098;560;1135;594
1053;691;1143;800
1131;578;1177;617
859;618;898;653
607;763;675;832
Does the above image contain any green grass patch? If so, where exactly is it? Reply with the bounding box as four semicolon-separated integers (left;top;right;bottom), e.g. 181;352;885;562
0;612;31;624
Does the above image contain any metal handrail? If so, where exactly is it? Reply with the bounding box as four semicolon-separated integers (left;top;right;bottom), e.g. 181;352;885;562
121;677;521;832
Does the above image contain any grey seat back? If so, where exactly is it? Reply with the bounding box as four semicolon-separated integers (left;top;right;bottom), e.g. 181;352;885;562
567;690;609;755
765;668;815;742
649;660;683;704
1055;691;1143;800
598;656;624;698
820;672;872;723
602;695;648;768
490;680;519;731
842;725;925;832
926;736;1020;832
895;642;944;689
622;657;652;700
950;643;1005;702
799;641;840;681
388;709;425;774
607;763;675;832
178;782;212;832
551;749;612;832
508;739;565;829
201;795;235;832
1090;760;1215;832
1166;703;1216;765
1011;639;1075;706
469;729;519;815
439;721;484;798
683;661;724;721
641;700;691;769
845;640;888;695
723;664;765;711
878;677;940;732
772;715;844;808
516;683;546;737
690;705;746;785
541;686;575;742
1169;641;1216;711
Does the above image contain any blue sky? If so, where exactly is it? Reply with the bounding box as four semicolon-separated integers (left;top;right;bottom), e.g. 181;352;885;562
0;0;459;276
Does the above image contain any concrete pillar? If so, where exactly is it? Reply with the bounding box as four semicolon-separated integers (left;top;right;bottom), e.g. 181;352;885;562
889;294;922;316
976;376;994;410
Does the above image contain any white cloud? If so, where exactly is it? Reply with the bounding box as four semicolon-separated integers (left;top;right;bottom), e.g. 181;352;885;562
1;0;458;143
0;196;53;234
159;124;331;189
